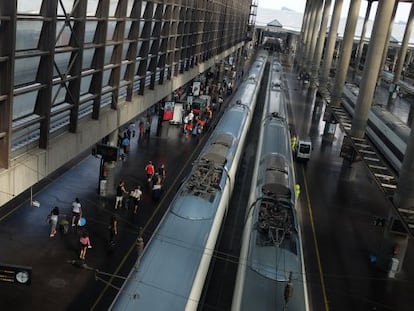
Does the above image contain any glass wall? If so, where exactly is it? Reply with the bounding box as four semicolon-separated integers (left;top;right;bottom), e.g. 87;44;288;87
0;0;250;164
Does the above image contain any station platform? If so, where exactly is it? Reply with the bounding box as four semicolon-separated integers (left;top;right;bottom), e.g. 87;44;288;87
0;91;233;310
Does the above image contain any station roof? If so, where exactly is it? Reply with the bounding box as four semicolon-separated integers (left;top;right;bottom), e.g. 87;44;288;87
257;7;414;46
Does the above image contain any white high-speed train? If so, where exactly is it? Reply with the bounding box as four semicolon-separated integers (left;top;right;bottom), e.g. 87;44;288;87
109;50;269;310
342;83;410;172
232;55;309;310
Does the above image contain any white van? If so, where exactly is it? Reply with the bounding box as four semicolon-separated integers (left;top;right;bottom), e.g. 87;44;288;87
296;139;312;161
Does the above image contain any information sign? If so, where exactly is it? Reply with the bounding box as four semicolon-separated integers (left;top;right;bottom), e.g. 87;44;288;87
0;263;32;286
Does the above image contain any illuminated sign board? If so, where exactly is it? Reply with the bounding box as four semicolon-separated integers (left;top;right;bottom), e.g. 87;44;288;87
0;263;32;286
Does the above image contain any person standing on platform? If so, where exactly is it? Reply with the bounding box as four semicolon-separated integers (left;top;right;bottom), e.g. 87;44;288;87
115;181;127;210
145;161;155;185
71;198;82;227
152;176;162;201
295;184;301;200
79;231;92;260
184;120;192;138
139;120;145;140
144;120;151;139
218;96;223;111
158;164;166;184
108;216;118;246
188;110;194;123
130;185;142;214
291;134;297;154
48;206;60;237
121;132;130;154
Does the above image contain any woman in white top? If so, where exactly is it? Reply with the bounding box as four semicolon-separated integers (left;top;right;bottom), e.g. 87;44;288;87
49;206;60;237
71;198;82;227
130;186;142;214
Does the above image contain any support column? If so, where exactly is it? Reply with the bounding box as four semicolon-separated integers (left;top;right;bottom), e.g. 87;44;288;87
311;0;332;87
388;2;414;103
354;0;373;78
330;0;362;107
407;104;414;126
302;1;318;72
296;0;313;69
107;129;119;147
103;129;120;197
405;50;414;77
351;0;397;138
333;40;342;69
319;0;344;91
305;0;324;73
377;2;398;87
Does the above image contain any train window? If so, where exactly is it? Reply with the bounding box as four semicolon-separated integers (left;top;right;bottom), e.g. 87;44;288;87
212;133;233;147
299;144;311;153
271;80;281;90
248;74;257;83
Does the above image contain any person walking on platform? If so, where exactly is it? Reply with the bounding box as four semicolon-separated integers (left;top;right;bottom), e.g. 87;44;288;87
48;206;60;237
291;134;297;154
218;96;223;111
71;198;82;227
158;164;166;184
152;177;162;201
139;120;145;140
295;184;301;200
121;132;130;154
130;185;142;214
145;161;155;185
108;216;118;246
144;120;151;139
79;231;92;260
115;181;128;210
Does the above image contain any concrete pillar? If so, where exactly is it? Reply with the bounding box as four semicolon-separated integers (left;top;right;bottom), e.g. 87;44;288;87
351;0;397;138
384;229;409;275
407;104;414;127
330;0;362;107
354;0;373;76
107;129;119;147
302;1;319;72
377;2;398;85
305;0;324;73
333;39;342;69
406;50;414;71
311;0;333;86
392;3;414;85
391;50;398;72
297;0;313;69
104;161;117;196
104;129;120;196
319;0;344;91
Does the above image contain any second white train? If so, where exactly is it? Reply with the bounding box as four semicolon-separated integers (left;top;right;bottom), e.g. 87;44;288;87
232;55;309;311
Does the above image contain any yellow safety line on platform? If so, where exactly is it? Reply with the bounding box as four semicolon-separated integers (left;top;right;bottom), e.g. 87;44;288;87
302;165;330;311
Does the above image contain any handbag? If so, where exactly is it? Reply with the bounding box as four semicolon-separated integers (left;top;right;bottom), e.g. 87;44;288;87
78;217;86;226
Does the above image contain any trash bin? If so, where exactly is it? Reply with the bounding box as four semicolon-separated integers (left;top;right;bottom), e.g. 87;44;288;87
388;257;399;278
100;179;107;197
